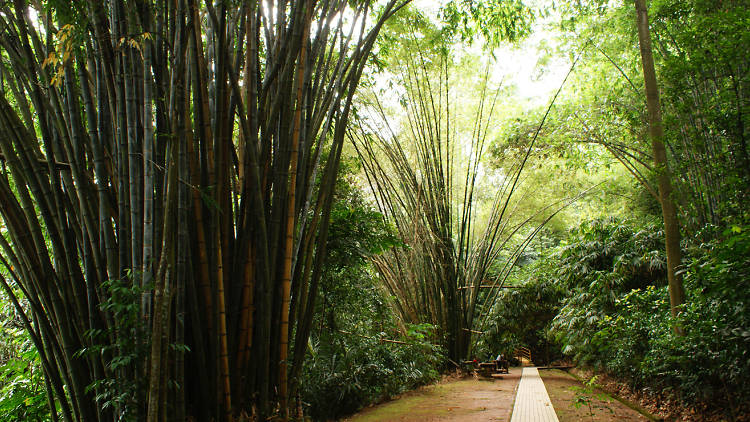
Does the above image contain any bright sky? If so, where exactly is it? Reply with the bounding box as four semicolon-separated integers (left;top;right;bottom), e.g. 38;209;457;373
413;0;569;104
491;23;569;102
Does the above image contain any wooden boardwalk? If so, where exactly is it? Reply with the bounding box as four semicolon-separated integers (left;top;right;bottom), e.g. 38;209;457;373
510;367;559;422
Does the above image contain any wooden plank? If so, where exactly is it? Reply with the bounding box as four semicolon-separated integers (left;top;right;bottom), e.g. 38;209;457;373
510;367;559;422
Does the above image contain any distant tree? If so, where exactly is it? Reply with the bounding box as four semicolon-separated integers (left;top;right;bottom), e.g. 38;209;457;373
634;0;685;323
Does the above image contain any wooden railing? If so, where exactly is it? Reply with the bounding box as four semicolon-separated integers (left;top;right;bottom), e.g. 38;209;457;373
515;347;532;363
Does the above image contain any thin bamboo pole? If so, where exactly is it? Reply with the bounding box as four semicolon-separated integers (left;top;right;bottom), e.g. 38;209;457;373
279;3;310;416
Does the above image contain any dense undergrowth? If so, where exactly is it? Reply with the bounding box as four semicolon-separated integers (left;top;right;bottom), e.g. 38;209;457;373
298;169;443;420
0;297;48;421
301;321;441;420
298;248;442;420
489;217;750;418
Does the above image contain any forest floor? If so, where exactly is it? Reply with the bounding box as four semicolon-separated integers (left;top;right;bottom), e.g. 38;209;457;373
567;368;750;422
344;367;653;422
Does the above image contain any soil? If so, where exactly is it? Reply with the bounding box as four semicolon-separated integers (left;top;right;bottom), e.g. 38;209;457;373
342;366;748;422
539;369;651;422
343;367;662;422
343;368;522;422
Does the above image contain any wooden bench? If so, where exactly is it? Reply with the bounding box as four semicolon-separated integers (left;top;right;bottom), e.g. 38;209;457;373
463;360;509;377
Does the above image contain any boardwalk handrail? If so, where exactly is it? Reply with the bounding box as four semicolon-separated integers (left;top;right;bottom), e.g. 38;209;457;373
515;347;532;363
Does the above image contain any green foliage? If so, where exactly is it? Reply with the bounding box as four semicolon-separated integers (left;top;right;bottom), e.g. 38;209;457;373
482;241;566;364
326;167;401;269
441;0;534;47
501;3;749;412
0;284;50;421
302;324;442;420
373;0;533;72
640;221;750;409
570;375;612;420
487;96;661;232
547;218;750;415
552;218;667;371
556;218;666;292
0;326;50;422
375;6;449;68
553;0;750;233
301;169;441;420
76;275;151;421
0;243;50;421
648;0;750;231
44;0;91;28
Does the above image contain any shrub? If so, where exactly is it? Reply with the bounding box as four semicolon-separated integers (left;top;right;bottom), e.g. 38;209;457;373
0;292;50;421
643;221;750;411
550;217;750;415
301;323;442;420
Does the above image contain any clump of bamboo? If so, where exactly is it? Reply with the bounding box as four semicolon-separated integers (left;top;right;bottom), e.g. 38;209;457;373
0;0;408;420
351;31;575;362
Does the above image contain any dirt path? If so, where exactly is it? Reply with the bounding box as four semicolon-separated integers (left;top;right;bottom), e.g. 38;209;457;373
344;368;522;422
539;369;652;422
344;368;654;422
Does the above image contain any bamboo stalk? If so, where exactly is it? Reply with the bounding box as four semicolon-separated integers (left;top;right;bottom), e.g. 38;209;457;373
279;3;310;418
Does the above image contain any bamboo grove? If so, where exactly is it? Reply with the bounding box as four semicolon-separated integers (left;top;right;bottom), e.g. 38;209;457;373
349;36;575;362
0;0;408;420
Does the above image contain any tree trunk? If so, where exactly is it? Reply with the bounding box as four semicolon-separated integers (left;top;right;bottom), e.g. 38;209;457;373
634;0;686;326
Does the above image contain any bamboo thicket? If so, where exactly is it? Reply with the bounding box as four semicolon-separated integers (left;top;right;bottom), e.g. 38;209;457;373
350;36;570;361
0;0;408;420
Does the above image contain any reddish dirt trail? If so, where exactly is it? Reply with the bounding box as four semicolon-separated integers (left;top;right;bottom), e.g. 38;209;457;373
344;367;655;422
344;368;522;422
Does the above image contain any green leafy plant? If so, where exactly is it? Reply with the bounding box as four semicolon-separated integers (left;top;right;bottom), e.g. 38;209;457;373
570;375;612;420
482;244;566;365
300;171;442;419
0;334;50;421
76;275;152;421
544;217;750;416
